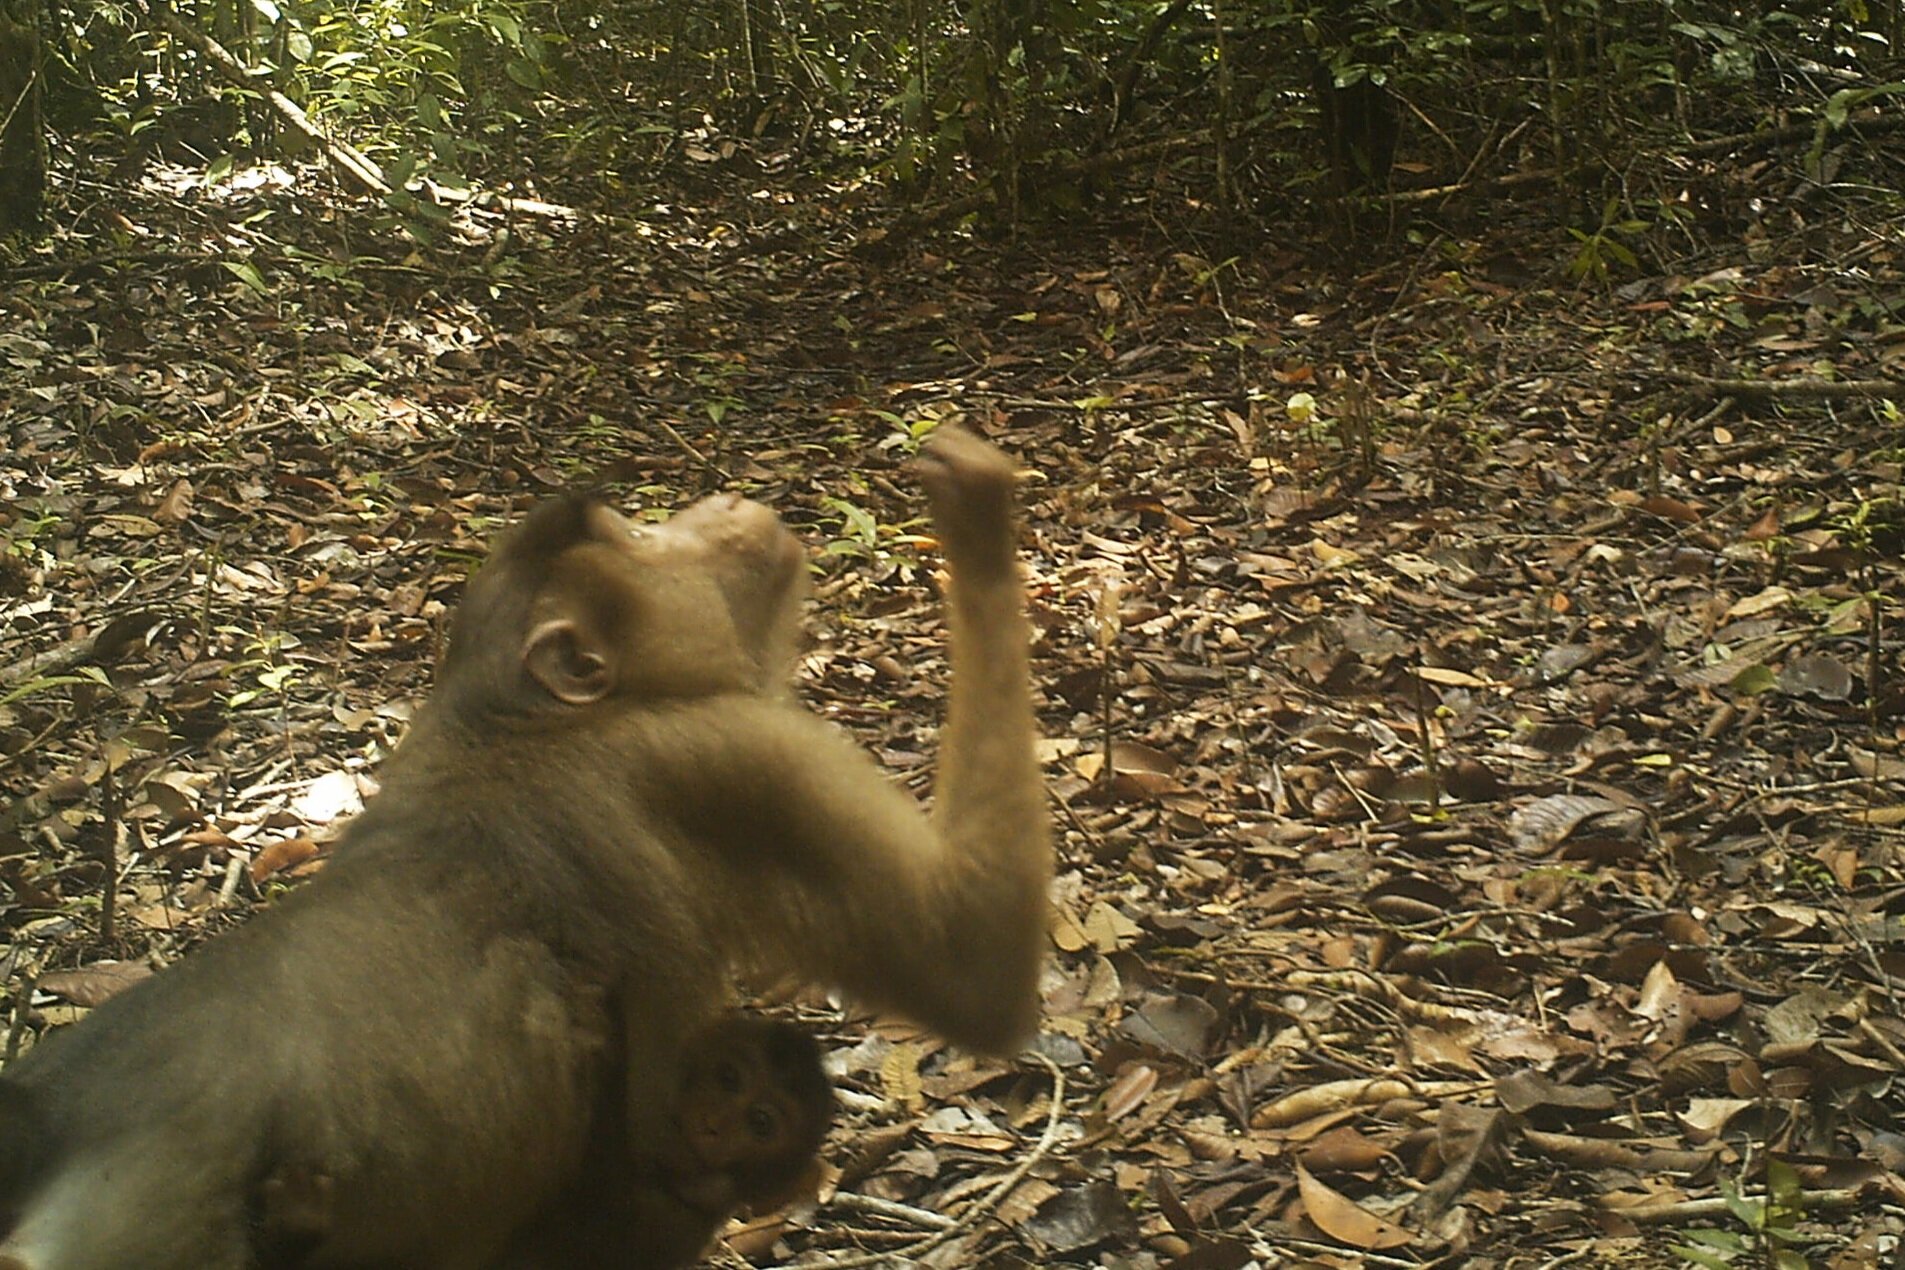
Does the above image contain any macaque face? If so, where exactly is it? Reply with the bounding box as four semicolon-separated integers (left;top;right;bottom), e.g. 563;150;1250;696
668;1017;832;1210
684;1054;786;1168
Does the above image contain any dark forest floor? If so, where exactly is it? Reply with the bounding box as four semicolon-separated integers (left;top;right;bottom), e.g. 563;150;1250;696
3;127;1904;1269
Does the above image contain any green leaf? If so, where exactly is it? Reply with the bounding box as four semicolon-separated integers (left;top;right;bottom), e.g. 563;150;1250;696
0;674;96;707
1824;83;1904;129
1720;1179;1763;1230
384;152;419;189
1668;1247;1732;1270
221;259;271;295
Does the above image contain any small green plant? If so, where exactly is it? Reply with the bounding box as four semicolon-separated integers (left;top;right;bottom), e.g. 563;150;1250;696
685;353;746;427
225;630;303;711
1671;1162;1809;1269
2;510;62;566
1567;196;1649;283
868;410;939;456
814;496;930;565
1834;494;1899;558
815;496;885;562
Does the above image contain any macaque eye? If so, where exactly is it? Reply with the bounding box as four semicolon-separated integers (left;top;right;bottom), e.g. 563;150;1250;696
714;1061;744;1094
744;1104;780;1143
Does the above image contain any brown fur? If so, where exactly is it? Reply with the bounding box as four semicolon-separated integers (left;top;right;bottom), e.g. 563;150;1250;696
0;429;1048;1269
490;1013;833;1269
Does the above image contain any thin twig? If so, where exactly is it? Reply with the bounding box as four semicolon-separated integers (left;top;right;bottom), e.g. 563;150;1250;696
642;417;733;485
822;1193;955;1230
770;1051;1068;1269
1611;1188;1865;1223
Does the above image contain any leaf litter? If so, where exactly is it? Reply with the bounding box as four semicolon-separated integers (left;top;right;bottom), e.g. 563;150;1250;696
2;146;1903;1267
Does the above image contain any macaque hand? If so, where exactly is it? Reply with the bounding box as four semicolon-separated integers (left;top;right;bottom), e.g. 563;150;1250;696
915;427;1020;576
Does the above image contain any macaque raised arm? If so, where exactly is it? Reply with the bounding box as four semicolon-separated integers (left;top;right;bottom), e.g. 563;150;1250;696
640;431;1050;1054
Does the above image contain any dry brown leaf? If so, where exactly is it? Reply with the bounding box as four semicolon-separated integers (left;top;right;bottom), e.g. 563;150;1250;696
1294;1162;1414;1250
1102;1064;1159;1122
1724;585;1793;619
250;837;321;884
37;961;154;1007
879;1042;924;1111
1254;1078;1467;1128
152;479;195;526
1299;1125;1394;1174
1506;793;1622;852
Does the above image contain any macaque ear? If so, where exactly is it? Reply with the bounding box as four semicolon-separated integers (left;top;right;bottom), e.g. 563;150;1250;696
522;618;613;704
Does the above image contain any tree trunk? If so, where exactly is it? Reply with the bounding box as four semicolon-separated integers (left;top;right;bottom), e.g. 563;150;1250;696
741;0;775;92
0;0;46;235
1311;65;1398;193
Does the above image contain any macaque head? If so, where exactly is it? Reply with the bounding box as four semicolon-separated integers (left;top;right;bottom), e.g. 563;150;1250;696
439;493;808;719
666;1015;833;1212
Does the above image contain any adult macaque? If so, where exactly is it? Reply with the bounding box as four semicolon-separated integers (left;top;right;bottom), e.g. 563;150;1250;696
492;1012;834;1269
0;427;1049;1269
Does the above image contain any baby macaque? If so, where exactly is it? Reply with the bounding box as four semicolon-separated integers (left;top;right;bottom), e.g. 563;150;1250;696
492;1012;834;1269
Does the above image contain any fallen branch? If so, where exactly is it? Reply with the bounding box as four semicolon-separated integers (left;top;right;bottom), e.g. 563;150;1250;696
136;0;389;196
896;104;1901;227
1609;1187;1866;1224
821;1194;955;1231
1661;368;1905;399
1384;108;1902;206
135;0;580;222
0;611;161;697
